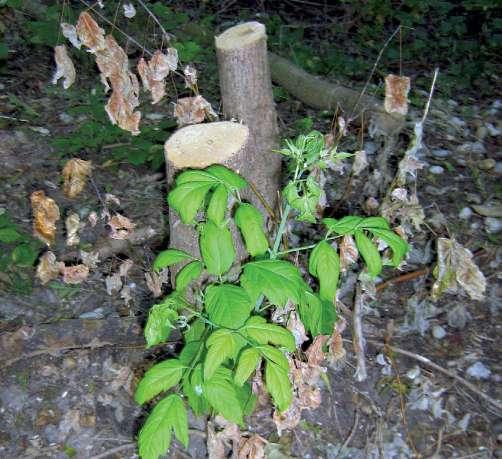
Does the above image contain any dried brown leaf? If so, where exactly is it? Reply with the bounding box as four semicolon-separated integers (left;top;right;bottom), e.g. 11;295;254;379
145;270;168;298
183;64;197;88
208;420;241;459
61;23;81;49
432;238;486;301
352;149;368;176
108;213;135;240
174;95;217;126
105;272;122;295
238;434;267;459
305;335;328;368
327;316;347;366
123;3;136;18
384;74;410;115
119;259;134;278
80;250;100;269
31;190;60;246
36;251;64;285
339;234;358;272
272;404;302;435
62;158;92;199
287;310;308;347
88;211;98;227
61;264;89;284
65;213;80;246
76;12;106;53
52;45;76;90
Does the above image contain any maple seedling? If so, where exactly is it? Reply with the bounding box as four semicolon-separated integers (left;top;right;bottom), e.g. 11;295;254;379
135;131;409;459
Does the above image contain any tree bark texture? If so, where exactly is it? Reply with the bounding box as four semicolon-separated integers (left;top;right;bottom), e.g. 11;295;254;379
164;122;253;285
215;22;281;219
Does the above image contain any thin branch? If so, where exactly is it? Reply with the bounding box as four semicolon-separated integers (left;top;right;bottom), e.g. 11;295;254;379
376;267;429;293
136;0;172;42
247;178;278;223
79;0;153;56
421;67;439;124
366;339;502;413
352;283;367;382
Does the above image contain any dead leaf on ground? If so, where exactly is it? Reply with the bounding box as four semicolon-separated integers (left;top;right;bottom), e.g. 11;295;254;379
384;74;411;115
287;310;308;347
327;316;347;366
207;419;241;459
174;95;217;126
80;250;100;269
352;150;368;176
238;434;267;459
108;214;135;239
272;403;302;436
61;264;89;284
123;3;136;18
62;158;92;199
52;45;76;89
65;213;80;246
119;259;134;278
31;190;60;246
36;251;65;285
305;335;328;368
145;269;168;298
104;193;121;206
88;211;98;227
432;237;486;301
105;272;122;295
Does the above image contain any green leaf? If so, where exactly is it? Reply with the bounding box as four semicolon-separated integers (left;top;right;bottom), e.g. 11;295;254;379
206;184;228;226
354;230;382;278
153;248;193;271
179;341;200;365
359;216;390;230
203;367;244;424
11;244;38;267
206;165;248;190
283;176;321;223
138;394;188;459
135;359;184;405
204;329;238;380
308;241;340;302
182;365;210;416
234;347;261;386
322;216;364;235
200;221;235;276
235;381;257;416
144;302;179;348
242;316;296;352
260;346;292;412
0;227;22;243
175;261;203;291
368;228;409;266
184;318;206;343
241;260;307;307
168;181;213;224
204;284;252;328
234;203;269;257
175;170;218;186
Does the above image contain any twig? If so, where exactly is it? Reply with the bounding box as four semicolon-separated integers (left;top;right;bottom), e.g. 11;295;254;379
79;0;153;57
366;339;502;413
349;25;402;121
376;268;429;293
136;0;172;42
90;443;136;459
247;178;278;223
352;283;367;382
421;67;439;124
336;407;359;458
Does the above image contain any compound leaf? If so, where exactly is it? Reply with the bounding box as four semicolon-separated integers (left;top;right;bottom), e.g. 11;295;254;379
200;221;235;276
234;347;261;386
144;303;178;348
308;241;340;302
242;316;296;352
204;284;252;328
135;359;184;405
234;203;269;257
206;164;247;190
204;329;237;380
369;227;409;266
153;248;193;271
207;184;228;226
203;367;243;424
138;394;188;459
354;230;382;278
168;181;213;224
175;260;203;291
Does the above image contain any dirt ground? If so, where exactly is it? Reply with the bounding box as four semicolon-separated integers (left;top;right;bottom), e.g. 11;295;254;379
1;9;501;459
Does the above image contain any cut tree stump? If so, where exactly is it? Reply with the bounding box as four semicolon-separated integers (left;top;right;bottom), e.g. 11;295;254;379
215;22;281;219
165;121;253;285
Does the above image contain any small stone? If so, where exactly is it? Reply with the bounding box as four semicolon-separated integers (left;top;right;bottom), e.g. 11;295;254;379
457;141;486;156
486;122;502;136
432;325;446;339
447;304;470;329
475;125;488;140
495;162;502;175
429;165;444;175
58;113;74;124
466;193;482;204
478;158;496;170
458;207;472;220
466;361;491;380
63;357;77;369
431;149;450;159
35;408;60;428
470;222;481;230
485;217;502;234
456;158;467;166
79;413;96;428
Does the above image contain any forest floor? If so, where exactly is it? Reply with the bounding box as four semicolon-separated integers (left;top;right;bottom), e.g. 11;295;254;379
0;4;501;459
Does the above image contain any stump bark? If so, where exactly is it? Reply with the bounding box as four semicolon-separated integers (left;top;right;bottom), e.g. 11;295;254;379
215;22;281;219
165;121;253;284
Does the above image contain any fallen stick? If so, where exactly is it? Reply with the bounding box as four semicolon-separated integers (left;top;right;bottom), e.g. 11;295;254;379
366;339;502;413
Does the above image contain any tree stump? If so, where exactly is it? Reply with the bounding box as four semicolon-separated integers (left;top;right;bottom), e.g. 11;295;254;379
165;121;253;284
215;22;281;221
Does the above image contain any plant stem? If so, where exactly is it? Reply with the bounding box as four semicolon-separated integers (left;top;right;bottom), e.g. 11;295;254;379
275;234;341;256
255;204;291;311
